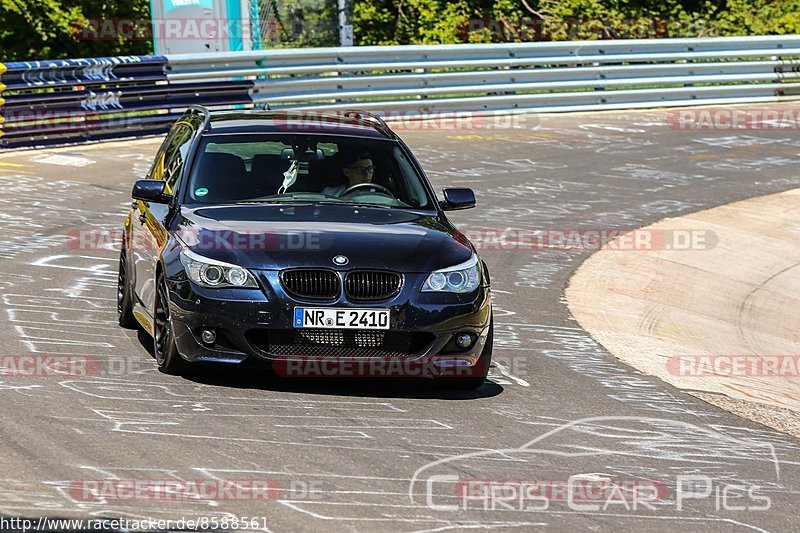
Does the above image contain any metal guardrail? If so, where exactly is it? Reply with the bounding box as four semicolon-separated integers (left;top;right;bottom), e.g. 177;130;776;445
2;36;800;148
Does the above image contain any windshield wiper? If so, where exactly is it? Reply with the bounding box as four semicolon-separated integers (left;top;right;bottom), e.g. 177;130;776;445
343;202;394;209
234;198;311;205
233;199;398;209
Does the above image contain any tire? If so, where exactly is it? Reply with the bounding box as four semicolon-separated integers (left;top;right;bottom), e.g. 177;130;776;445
117;245;138;329
154;273;188;375
435;316;493;391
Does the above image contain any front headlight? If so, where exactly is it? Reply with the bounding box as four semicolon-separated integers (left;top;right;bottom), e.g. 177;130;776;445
421;254;481;293
179;248;258;289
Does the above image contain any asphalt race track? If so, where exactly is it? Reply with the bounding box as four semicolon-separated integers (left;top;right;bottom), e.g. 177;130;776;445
0;107;799;531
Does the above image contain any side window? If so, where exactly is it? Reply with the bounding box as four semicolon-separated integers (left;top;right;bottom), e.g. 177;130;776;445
394;146;427;207
162;125;194;192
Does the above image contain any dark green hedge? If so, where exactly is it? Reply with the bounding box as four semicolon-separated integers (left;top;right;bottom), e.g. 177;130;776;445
1;0;798;62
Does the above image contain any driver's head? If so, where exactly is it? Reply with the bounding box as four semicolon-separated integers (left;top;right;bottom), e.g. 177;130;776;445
342;152;374;186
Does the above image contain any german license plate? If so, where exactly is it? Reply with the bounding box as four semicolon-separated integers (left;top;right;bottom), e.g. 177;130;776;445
294;308;390;330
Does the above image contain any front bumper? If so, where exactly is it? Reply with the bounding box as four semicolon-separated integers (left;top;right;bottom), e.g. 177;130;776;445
167;270;492;370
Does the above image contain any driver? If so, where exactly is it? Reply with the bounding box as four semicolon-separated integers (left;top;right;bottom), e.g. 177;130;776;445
322;151;376;197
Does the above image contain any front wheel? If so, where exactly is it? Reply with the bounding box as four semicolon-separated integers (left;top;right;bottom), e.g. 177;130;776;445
154;273;187;375
435;317;493;391
117;245;138;329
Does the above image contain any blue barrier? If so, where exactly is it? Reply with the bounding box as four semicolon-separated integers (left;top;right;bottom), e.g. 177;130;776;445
0;56;167;90
0;54;252;148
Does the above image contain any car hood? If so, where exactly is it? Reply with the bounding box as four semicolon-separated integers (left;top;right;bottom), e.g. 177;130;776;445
174;204;474;273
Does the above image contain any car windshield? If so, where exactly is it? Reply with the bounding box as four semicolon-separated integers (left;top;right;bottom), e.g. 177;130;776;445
186;134;434;209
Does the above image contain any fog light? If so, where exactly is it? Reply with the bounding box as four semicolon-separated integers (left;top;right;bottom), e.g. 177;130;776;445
455;333;474;349
200;329;216;345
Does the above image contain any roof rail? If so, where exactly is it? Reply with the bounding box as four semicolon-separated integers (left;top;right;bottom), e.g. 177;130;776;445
342;110;395;138
188;105;211;132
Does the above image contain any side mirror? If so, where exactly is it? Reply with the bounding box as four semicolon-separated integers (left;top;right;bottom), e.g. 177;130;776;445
132;180;172;204
441;187;476;211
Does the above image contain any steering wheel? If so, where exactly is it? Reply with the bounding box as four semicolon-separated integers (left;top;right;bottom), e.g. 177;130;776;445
341;182;394;197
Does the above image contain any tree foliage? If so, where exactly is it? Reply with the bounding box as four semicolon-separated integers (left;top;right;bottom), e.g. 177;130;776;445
0;0;151;61
0;0;799;61
263;0;338;48
352;0;800;45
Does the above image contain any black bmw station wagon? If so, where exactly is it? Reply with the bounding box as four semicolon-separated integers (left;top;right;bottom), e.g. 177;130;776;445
119;107;493;389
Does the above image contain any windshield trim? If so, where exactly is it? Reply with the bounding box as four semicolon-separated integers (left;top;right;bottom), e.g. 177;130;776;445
180;201;439;217
182;133;438;211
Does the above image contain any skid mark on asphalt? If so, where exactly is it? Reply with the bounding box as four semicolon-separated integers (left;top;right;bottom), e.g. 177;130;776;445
90;408;451;442
40;470;256;525
494;322;721;417
59;380;402;410
3;122;800;528
184;416;800;529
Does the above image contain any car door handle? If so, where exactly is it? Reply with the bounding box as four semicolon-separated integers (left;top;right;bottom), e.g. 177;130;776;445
139;214;147;225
